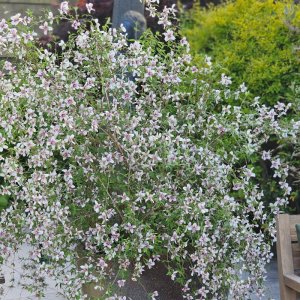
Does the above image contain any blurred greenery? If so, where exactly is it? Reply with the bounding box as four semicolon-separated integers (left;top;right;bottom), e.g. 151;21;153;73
181;0;300;105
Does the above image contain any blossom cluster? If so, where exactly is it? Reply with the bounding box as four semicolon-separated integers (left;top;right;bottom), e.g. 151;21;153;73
0;2;299;300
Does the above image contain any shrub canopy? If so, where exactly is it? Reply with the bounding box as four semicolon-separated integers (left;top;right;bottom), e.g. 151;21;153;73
0;2;299;300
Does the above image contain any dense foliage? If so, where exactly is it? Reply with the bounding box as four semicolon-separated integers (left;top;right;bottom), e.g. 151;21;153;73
182;0;300;105
0;1;299;300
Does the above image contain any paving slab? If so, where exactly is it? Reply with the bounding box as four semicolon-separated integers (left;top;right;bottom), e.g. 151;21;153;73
0;245;66;300
250;260;280;300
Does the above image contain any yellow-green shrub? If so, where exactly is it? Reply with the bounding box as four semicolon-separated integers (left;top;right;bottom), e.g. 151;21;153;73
182;0;300;104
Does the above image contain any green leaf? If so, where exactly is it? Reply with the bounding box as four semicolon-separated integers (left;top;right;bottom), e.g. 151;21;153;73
0;195;9;209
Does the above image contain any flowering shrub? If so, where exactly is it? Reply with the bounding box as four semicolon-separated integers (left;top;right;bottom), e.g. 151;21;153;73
0;1;299;299
279;81;300;206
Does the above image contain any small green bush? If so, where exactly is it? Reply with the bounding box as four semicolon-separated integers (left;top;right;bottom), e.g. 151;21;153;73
182;0;300;104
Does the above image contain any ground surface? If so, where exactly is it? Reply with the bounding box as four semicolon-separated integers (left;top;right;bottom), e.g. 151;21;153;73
1;245;281;300
0;245;65;300
256;260;281;300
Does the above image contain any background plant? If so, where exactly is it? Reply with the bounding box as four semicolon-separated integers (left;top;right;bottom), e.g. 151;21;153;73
181;0;300;214
181;0;300;105
0;1;299;300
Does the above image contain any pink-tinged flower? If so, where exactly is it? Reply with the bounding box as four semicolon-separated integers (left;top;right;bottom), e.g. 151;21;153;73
0;19;8;32
187;222;200;233
11;13;22;25
70;80;80;89
7;28;19;43
3;61;14;71
22;32;37;43
97;258;108;270
39;21;53;35
262;150;271;160
86;3;95;13
124;223;136;233
71;20;81;30
80;264;92;276
163;29;175;42
59;1;69;15
84;77;96;89
158;16;171;28
117;280;125;288
271;158;281;169
243;167;256;179
94;201;101;213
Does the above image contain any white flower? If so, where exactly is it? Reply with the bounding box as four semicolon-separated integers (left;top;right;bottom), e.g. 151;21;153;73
86;3;95;13
171;271;178;281
59;1;69;15
158;16;171;28
239;82;247;93
151;291;159;300
220;73;232;86
48;12;54;24
163;29;175;42
58;40;66;50
205;55;212;66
